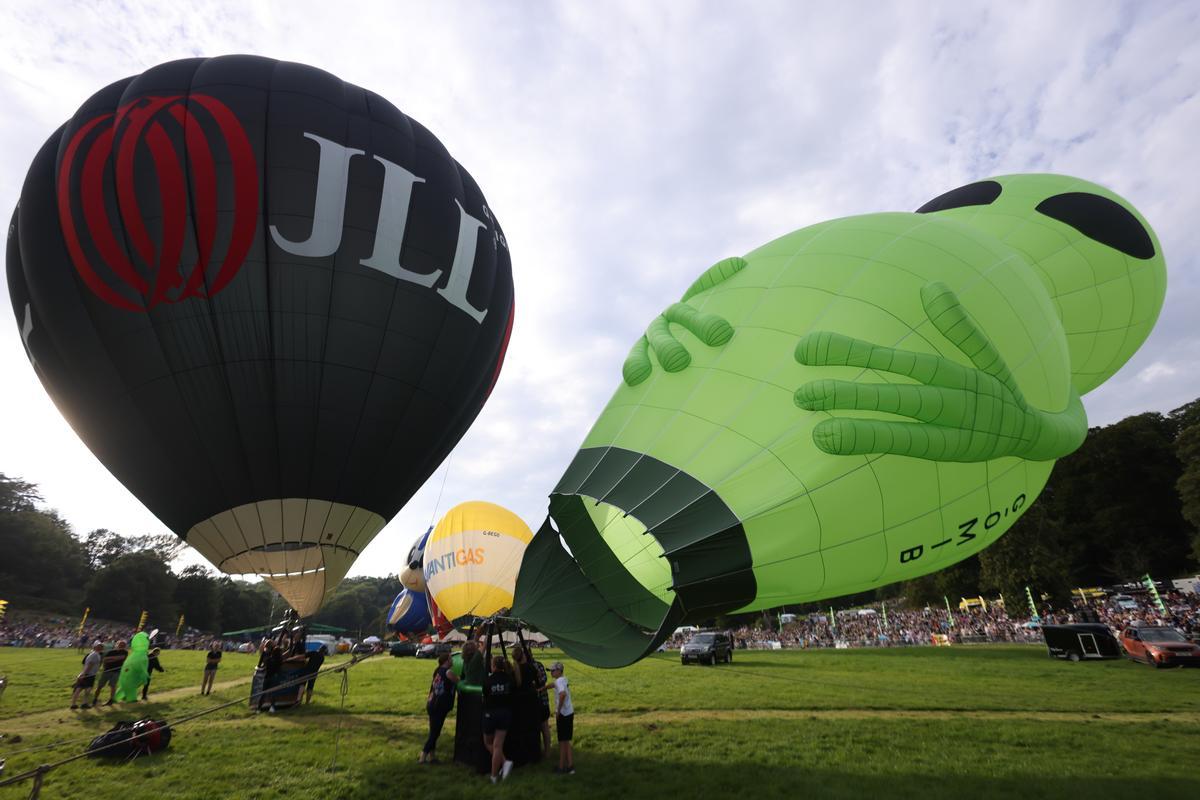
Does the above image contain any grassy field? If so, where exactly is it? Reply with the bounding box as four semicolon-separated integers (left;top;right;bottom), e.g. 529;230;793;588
1;645;1198;799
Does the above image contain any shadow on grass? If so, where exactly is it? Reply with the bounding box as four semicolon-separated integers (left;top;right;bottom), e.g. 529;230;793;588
347;748;1200;800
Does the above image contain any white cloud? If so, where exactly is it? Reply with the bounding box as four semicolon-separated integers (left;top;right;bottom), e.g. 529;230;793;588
1;0;1198;588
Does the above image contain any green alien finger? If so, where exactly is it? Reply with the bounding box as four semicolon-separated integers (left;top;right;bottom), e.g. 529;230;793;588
622;257;744;386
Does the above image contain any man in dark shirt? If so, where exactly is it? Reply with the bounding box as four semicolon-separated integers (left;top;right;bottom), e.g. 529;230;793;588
92;640;128;707
420;652;459;763
142;647;165;700
303;645;326;704
201;640;222;695
528;648;552;755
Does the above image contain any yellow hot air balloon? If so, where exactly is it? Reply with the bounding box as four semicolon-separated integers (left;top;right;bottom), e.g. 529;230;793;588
424;501;533;625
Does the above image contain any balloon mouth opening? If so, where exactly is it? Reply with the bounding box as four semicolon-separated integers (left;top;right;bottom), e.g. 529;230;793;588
537;493;676;634
579;497;675;608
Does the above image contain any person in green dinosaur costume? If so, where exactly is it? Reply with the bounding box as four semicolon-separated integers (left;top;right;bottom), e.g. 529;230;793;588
512;174;1167;667
115;632;151;703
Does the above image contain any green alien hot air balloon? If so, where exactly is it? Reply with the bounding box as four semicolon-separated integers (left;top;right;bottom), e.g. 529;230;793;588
511;174;1166;667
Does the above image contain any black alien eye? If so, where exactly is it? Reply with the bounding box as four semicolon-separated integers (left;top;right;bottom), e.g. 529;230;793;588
1035;192;1155;260
915;180;1002;214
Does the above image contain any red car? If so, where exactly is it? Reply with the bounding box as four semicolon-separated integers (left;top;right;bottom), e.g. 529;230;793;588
1120;626;1200;668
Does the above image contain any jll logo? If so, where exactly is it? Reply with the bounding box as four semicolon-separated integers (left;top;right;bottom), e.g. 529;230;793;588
57;94;258;312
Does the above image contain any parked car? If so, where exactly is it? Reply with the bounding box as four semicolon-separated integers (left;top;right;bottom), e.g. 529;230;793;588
1121;626;1200;668
390;641;419;657
680;632;732;665
351;642;375;655
416;642;453;659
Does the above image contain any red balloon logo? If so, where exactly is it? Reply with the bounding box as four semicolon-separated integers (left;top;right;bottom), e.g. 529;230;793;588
57;94;259;311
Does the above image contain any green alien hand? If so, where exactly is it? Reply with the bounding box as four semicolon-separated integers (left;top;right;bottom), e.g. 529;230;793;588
622;257;747;387
793;282;1087;462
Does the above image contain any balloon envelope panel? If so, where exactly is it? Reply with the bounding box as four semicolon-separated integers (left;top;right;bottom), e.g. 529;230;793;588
386;588;431;635
425;501;533;624
8;56;514;616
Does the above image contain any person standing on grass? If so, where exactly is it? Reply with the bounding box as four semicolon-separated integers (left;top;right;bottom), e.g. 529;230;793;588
71;641;104;709
92;639;127;707
201;639;222;695
482;655;515;783
142;647;165;700
549;661;574;775
527;646;553;756
420;651;459;764
303;644;327;704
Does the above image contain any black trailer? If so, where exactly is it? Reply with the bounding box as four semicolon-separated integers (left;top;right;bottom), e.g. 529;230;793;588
1042;623;1121;661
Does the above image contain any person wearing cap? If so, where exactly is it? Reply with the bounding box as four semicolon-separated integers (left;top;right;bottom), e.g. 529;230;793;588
549;661;574;775
70;642;104;709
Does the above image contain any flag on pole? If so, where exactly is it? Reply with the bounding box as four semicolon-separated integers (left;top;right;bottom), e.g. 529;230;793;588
0;599;8;622
1025;586;1040;622
882;601;888;629
175;614;186;639
943;596;955;627
136;610;149;632
829;606;836;631
1143;575;1168;616
77;607;90;637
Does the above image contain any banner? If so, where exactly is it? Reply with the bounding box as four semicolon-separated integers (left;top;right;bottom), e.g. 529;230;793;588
1144;575;1168;616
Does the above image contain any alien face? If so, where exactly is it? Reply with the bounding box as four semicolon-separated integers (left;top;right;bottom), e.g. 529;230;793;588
914;174;1166;394
916;175;1156;260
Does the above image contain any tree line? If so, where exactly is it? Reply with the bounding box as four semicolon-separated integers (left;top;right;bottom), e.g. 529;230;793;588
4;397;1199;633
0;476;404;636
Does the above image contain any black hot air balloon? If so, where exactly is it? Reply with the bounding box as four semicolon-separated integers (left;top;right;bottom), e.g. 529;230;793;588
7;56;514;615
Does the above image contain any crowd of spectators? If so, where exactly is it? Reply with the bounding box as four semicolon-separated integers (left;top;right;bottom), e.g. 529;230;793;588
0;617;244;651
666;589;1200;651
7;589;1199;654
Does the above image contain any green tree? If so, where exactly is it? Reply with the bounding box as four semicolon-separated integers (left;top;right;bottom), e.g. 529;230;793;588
0;473;41;512
978;502;1077;606
899;557;982;607
83;551;178;624
83;528;132;571
1046;412;1190;584
174;565;220;631
216;578;273;632
0;507;89;612
1176;422;1200;570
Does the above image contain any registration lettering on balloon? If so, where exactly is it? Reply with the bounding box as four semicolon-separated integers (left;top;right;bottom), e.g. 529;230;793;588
512;173;1167;668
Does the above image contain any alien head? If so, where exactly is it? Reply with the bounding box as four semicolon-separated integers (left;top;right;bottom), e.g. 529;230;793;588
916;174;1166;394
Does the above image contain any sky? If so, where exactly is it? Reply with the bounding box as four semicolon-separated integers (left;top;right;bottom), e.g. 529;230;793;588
1;1;1197;582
